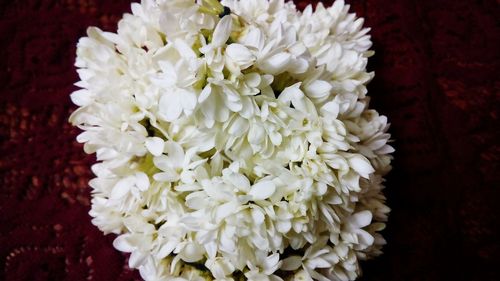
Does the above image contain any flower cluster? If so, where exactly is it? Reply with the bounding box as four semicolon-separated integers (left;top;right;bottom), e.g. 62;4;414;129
70;0;393;280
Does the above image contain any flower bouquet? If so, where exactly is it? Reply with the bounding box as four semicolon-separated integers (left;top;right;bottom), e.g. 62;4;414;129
70;0;393;280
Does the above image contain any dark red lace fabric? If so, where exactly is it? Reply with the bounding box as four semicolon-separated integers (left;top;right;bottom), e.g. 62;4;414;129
0;1;498;280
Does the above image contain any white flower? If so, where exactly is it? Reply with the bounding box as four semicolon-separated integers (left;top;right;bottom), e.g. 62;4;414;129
200;15;232;76
109;172;150;202
205;257;236;279
225;43;256;74
145;137;165;156
152;141;186;182
70;0;393;280
245;252;283;281
154;40;202;121
342;211;375;250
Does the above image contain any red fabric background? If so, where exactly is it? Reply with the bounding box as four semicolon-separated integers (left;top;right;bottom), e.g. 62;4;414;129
0;0;498;280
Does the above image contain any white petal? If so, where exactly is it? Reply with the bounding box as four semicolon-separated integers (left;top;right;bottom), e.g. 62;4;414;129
305;80;332;99
157;61;176;81
228;116;249;137
110;177;133;199
245;72;261;88
216;201;239;222
281;256;302;271
259;52;291;74
288;57;309;74
204;182;233;201
306;257;331;269
227;173;251;192
226;43;255;67
180;170;196;184
70;89;93;106
378;145;395;154
268;130;282;146
153;170;178;182
206;258;235;279
174;39;196;59
175;183;200;192
240;97;255;118
348;155;374;178
348;210;373;229
159;93;182;121
152;155;170;171
251;208;265;225
129;250;149;268
248;123;266;145
276;220;292;233
179;89;197;112
356;229;375;247
278;83;302;104
186;191;208;210
157;241;177;259
199;84;212;103
241;27;264;50
204;242;218;259
113;235;135;252
201;94;217;122
179;243;204;263
134;172;150;191
249;180;276;200
165;141;184;164
320;101;340;118
212;15;232;47
145;137;165;157
263;253;281;272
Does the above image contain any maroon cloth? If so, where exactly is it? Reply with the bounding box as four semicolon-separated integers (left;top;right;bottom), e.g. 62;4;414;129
0;1;498;280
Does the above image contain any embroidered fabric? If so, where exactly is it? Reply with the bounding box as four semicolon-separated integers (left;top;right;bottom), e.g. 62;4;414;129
0;0;498;280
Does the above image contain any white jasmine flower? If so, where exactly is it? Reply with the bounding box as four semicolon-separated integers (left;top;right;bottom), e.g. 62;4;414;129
245;252;283;281
205;257;236;279
154;40;202;122
225;43;256;74
70;0;393;280
342;211;375;250
145;137;165;156
200;14;232;77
